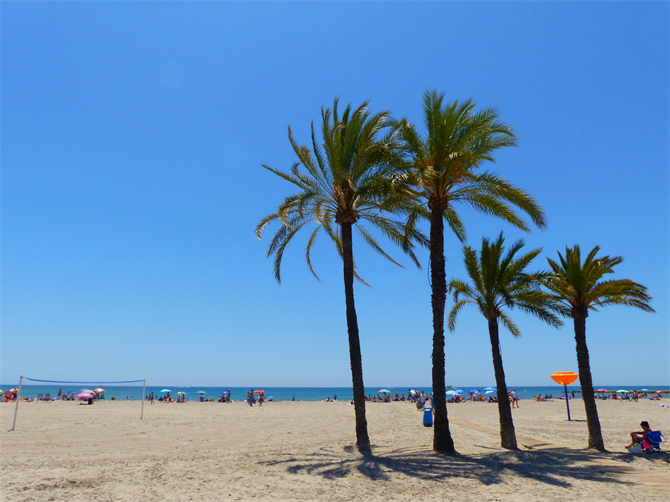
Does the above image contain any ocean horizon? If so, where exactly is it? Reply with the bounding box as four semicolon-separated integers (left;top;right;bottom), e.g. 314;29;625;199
3;384;669;402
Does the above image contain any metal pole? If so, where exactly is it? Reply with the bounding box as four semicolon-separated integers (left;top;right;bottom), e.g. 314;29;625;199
564;384;571;421
141;379;146;419
10;375;23;431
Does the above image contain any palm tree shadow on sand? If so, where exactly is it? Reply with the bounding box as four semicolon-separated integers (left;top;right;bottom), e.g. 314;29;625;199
260;446;650;488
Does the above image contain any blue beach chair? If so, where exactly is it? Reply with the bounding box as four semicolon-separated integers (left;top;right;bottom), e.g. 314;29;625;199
643;431;664;453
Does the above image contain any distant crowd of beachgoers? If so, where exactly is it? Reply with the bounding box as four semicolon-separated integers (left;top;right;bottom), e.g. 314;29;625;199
3;387;666;404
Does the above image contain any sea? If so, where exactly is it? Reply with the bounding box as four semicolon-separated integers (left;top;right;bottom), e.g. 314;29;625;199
3;384;669;402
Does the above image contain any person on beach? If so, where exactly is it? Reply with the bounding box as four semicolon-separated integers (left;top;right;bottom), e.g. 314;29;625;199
625;421;652;449
511;389;519;408
258;392;264;407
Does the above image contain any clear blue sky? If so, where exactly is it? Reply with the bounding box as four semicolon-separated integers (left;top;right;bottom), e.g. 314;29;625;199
2;2;668;387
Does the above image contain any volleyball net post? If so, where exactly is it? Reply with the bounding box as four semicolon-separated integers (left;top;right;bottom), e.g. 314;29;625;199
141;379;146;419
8;376;146;431
10;374;24;432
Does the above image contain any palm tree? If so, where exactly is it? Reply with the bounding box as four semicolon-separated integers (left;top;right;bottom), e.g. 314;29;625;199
447;233;561;449
256;99;426;451
392;90;546;453
543;245;654;451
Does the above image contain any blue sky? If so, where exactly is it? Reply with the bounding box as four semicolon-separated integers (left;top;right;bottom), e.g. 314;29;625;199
2;2;668;387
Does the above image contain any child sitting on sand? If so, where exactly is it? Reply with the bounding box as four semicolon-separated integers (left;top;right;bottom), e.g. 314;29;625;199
625;421;651;450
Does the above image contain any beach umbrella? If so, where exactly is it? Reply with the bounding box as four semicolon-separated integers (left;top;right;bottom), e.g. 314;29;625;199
616;389;629;393
596;389;608;392
80;389;94;393
254;390;265;394
177;392;186;395
160;389;171;393
446;390;457;395
65;388;74;392
77;392;93;399
484;390;495;395
196;391;206;394
94;388;105;393
483;386;496;391
656;390;662;394
469;389;480;394
377;389;392;394
640;389;649;392
453;389;464;394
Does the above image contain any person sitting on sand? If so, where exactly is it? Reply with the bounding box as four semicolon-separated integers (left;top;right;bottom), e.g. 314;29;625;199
625;421;652;449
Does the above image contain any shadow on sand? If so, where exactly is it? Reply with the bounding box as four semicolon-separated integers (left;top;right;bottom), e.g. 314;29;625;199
261;445;650;488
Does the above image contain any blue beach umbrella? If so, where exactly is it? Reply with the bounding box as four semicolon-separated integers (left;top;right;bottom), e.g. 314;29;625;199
641;389;650;392
160;389;172;393
483;386;496;391
616;389;629;393
65;388;74;392
446;390;457;395
196;391;207;394
453;389;464;394
469;389;480;394
485;390;495;395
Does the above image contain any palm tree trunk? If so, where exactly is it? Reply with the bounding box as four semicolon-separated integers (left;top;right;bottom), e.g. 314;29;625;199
341;222;371;451
573;313;605;451
488;317;518;450
429;209;455;453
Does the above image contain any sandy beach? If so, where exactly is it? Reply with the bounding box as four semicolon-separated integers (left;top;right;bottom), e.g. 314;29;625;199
2;399;669;501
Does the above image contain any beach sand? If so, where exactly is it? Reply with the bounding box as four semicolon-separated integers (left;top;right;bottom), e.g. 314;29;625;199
2;399;669;501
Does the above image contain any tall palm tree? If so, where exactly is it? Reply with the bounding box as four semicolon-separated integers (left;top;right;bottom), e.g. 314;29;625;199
543;245;654;451
447;233;561;449
392;90;546;453
256;99;426;450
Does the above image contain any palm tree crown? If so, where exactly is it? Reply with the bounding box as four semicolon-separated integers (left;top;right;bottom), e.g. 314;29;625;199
393;90;546;237
448;234;562;331
544;245;655;317
256;99;425;283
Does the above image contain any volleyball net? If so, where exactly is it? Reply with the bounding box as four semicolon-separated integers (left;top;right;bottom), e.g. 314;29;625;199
8;374;146;431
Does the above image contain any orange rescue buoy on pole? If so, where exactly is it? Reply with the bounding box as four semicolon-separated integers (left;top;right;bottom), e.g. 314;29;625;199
551;371;578;421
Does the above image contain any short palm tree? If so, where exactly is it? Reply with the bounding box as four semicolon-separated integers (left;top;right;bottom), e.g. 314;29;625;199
543;245;654;451
256;99;426;450
448;233;561;449
393;90;546;453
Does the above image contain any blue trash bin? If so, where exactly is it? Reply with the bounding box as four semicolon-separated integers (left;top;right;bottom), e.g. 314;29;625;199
423;405;433;427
